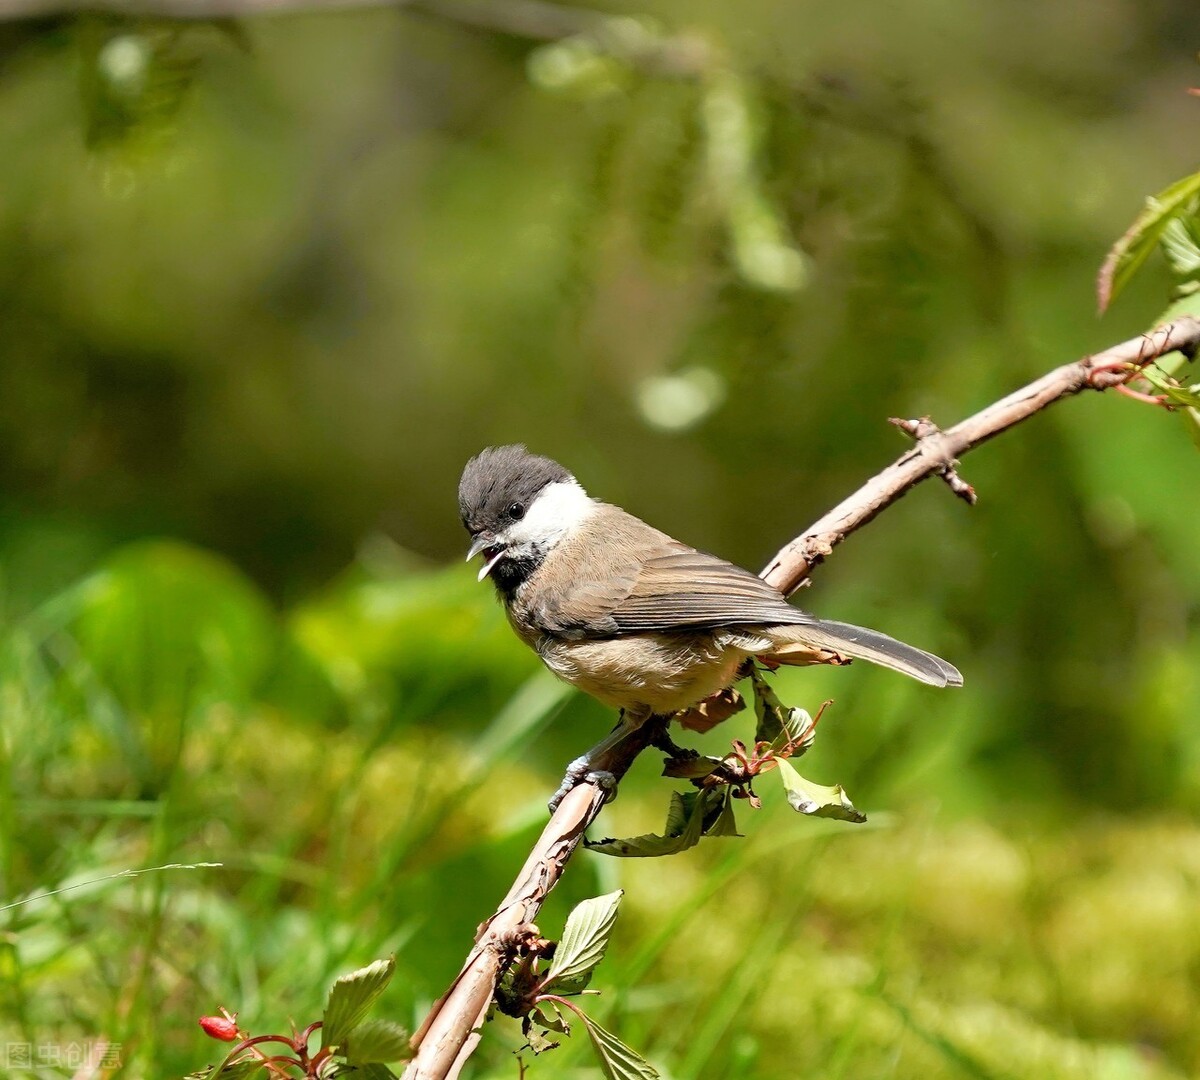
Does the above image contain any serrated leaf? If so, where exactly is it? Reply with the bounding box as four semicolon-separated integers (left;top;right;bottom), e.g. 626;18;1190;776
1098;168;1200;312
574;1009;662;1080
321;957;396;1051
585;788;729;857
1161;213;1200;278
342;1019;411;1065
543;890;623;993
775;757;866;823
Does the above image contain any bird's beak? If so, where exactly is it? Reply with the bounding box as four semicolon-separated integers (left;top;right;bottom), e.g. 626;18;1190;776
466;533;506;582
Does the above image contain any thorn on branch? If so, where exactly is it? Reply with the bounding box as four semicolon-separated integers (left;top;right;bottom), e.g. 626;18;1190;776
889;416;978;505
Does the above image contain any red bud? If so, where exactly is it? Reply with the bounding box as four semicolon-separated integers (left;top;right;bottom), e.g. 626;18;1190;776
199;1014;240;1042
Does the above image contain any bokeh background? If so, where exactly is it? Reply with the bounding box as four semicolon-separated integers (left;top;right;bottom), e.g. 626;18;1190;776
1;1;1199;1077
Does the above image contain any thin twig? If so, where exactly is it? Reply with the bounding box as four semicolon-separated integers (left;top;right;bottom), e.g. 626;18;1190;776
761;316;1200;595
403;315;1200;1079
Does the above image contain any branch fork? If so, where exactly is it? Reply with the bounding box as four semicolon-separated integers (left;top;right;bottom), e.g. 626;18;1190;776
889;415;978;505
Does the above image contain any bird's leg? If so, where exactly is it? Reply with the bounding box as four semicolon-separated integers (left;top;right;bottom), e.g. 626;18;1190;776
548;707;651;813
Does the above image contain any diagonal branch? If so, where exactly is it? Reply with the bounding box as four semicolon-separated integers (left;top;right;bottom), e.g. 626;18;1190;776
403;314;1200;1080
761;316;1200;595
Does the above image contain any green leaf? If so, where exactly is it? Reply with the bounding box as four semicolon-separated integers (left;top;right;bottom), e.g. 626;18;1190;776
321;957;396;1051
1098;168;1200;312
327;1065;399;1079
1139;364;1200;408
750;667;786;744
751;669;816;754
574;1009;662;1080
342;1019;411;1065
530;1003;571;1035
1161;213;1200;279
707;790;741;836
775;757;866;823
585;788;730;857
543;890;624;994
523;1024;562;1054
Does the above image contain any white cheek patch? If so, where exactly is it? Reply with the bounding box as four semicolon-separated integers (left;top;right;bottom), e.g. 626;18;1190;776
503;479;595;551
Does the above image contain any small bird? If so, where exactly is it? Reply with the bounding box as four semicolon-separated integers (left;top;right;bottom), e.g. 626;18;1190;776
459;445;961;806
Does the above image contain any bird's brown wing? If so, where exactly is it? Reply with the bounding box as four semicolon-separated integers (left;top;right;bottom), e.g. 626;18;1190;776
530;514;962;687
536;530;810;638
601;546;810;632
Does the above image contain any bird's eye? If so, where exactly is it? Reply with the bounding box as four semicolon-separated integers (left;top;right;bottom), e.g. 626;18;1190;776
508;502;525;520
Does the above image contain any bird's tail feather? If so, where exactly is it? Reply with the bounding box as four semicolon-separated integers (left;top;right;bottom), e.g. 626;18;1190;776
765;618;962;688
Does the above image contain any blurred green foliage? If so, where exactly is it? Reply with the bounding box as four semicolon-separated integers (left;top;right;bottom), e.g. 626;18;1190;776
0;1;1198;1077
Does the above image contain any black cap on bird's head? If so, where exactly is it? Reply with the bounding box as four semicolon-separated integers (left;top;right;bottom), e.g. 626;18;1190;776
458;445;579;586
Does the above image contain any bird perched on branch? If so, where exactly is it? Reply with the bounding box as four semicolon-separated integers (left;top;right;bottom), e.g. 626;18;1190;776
459;445;961;807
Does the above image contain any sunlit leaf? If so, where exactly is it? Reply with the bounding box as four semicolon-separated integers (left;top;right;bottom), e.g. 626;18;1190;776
574;1008;662;1080
1161;214;1200;279
343;1019;411;1065
775;757;866;823
1098;168;1200;312
321;957;396;1051
1138;364;1200;409
585;788;730;857
543;890;624;994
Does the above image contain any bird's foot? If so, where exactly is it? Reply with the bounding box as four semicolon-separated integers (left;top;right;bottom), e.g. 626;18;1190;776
548;755;617;813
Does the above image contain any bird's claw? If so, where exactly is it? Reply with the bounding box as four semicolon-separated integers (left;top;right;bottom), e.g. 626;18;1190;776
548;756;617;813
